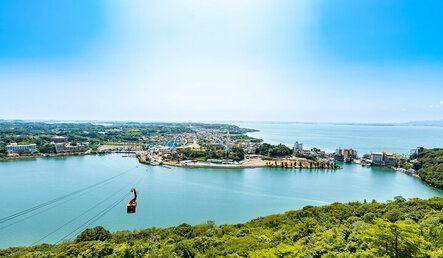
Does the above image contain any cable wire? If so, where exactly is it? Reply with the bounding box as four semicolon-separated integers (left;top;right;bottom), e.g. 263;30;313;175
32;175;142;245
0;166;136;224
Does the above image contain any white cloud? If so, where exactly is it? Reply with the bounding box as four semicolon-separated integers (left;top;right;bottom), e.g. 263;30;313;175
440;100;443;105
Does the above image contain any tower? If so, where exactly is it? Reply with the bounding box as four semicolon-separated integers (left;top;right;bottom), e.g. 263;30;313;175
226;130;231;154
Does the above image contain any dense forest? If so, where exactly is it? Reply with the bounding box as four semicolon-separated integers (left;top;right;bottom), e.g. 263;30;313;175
2;197;442;257
412;148;443;189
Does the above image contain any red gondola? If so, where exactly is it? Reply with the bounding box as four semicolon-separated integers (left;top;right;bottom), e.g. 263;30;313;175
127;188;138;214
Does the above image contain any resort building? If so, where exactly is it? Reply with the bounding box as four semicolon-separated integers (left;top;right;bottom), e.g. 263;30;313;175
51;136;68;144
343;148;358;162
54;143;66;153
371;152;398;166
294;141;303;153
63;144;85;153
54;143;85;153
334;148;344;161
334;148;358;162
410;147;425;155
6;143;37;155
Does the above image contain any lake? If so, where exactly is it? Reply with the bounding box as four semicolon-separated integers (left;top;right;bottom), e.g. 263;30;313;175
233;122;443;154
0;123;442;248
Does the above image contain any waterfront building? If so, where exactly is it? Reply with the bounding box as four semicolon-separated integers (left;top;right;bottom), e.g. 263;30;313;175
335;148;344;156
6;143;37;155
294;141;303;153
64;144;85;153
334;148;344;162
207;159;234;164
54;143;65;153
343;148;358;162
410;147;425;155
371;153;384;166
371;152;398;166
334;148;358;162
54;143;85;153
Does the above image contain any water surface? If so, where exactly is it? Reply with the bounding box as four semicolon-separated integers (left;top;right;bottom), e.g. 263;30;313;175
234;122;443;154
0;153;441;248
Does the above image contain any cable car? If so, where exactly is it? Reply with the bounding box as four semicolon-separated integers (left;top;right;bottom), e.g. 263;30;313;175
127;188;138;214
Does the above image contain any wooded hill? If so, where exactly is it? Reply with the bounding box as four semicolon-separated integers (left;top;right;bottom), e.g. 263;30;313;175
412;148;443;189
1;196;442;257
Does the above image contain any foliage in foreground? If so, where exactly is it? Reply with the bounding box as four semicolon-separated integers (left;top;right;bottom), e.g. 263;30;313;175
412;148;443;189
1;197;442;257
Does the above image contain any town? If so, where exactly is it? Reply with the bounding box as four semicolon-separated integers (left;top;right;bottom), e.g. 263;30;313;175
0;121;426;178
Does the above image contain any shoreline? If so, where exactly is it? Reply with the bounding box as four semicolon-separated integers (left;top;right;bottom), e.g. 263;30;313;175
0;153;93;162
2;152;439;190
0;151;139;162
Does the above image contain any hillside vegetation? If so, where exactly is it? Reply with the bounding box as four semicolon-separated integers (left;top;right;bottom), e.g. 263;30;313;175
412;148;443;189
1;197;442;257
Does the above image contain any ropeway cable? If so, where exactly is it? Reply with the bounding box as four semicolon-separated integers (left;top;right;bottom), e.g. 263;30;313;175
37;172;145;257
0;183;102;231
37;193;131;258
32;175;143;245
0;166;137;224
0;167;133;224
57;173;145;243
0;166;138;231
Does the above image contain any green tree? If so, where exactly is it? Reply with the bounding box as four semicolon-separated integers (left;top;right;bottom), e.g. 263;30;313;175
76;226;111;242
358;219;430;257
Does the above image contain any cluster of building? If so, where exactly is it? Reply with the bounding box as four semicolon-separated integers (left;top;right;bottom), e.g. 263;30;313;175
5;136;87;155
293;141;329;162
143;129;232;148
144;129;260;154
51;136;85;153
232;140;260;153
293;141;425;169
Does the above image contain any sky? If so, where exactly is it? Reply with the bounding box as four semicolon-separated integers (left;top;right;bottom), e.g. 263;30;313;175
0;0;442;123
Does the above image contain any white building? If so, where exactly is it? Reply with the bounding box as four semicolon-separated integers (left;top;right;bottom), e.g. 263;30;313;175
335;148;344;156
6;143;37;155
294;141;303;153
410;147;425;155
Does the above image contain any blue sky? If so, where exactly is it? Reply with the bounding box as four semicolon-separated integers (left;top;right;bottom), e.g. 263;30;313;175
0;0;442;123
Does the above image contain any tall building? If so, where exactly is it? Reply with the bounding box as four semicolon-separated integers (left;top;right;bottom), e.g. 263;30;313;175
294;141;303;153
344;148;358;159
335;148;344;156
334;148;344;162
410;147;425;155
6;143;37;155
334;148;357;162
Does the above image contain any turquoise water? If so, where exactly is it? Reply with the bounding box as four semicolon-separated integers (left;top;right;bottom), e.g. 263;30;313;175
234;122;443;154
1;123;443;248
